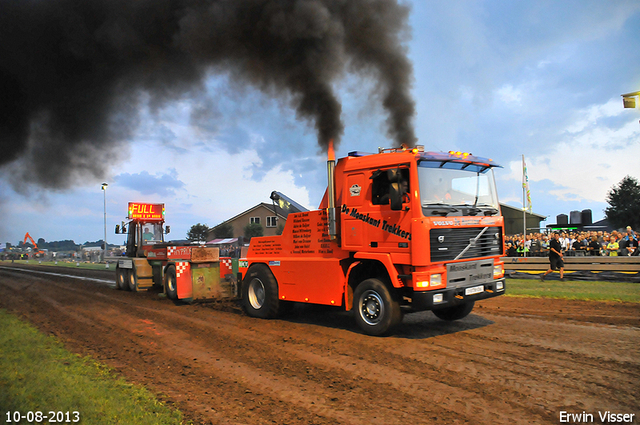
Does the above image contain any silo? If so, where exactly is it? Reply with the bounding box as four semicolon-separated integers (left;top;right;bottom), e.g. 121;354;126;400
557;214;568;225
570;210;582;225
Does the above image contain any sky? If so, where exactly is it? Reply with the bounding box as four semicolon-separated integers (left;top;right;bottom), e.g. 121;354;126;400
1;0;639;247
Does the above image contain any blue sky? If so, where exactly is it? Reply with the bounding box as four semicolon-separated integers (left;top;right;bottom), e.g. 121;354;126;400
1;0;639;247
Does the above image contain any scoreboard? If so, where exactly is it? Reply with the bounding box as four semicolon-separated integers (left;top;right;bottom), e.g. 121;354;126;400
127;203;164;221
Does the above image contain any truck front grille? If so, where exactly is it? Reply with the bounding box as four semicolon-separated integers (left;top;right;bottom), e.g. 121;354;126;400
430;227;503;262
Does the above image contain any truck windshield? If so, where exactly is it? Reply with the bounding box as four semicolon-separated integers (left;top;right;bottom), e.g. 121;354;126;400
141;222;164;243
418;160;500;217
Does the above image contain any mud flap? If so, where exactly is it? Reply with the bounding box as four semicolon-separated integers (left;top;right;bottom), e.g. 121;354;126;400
132;258;154;290
176;262;193;299
192;263;237;301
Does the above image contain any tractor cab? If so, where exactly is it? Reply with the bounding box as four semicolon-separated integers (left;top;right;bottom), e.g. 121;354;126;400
115;203;169;257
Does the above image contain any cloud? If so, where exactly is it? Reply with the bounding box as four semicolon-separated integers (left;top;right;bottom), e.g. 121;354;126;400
496;84;524;106
114;169;185;197
505;97;640;204
565;99;626;134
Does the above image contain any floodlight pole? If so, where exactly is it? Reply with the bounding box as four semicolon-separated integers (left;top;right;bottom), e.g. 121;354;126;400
102;183;109;269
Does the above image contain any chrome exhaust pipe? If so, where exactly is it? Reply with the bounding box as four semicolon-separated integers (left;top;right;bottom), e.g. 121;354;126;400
327;139;337;240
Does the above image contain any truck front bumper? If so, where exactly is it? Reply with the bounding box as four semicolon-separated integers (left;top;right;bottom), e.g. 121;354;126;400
411;278;505;312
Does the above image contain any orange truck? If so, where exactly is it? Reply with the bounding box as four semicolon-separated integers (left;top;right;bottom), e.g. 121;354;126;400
239;144;505;335
114;202;236;301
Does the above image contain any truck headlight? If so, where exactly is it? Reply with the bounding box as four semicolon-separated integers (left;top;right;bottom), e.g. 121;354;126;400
416;274;442;288
433;293;444;303
496;281;504;291
493;264;504;279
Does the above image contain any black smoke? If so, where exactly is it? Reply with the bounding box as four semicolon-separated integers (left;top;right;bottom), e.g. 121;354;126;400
0;0;416;189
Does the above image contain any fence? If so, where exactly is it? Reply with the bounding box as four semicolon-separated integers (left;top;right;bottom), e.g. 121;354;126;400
504;256;640;282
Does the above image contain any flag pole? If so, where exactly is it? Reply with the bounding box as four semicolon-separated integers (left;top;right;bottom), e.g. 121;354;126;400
522;155;527;257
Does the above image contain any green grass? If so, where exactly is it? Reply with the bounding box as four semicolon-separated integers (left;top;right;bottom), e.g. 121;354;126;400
0;260;112;271
505;278;640;302
0;309;186;424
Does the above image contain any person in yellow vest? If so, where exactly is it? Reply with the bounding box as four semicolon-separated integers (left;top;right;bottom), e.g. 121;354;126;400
605;235;619;256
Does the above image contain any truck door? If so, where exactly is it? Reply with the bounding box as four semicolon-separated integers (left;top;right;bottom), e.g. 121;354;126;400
125;222;138;257
343;173;366;249
370;167;412;252
342;167;412;252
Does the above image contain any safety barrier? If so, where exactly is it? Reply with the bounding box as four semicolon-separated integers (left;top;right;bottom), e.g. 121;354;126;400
504;256;640;272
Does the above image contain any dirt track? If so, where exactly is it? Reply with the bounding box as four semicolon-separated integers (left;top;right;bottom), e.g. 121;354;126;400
1;263;638;425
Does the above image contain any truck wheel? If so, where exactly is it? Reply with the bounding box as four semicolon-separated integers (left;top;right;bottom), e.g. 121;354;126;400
115;267;127;290
353;278;402;336
433;301;475;321
242;264;279;319
121;269;131;291
164;265;178;300
128;267;139;292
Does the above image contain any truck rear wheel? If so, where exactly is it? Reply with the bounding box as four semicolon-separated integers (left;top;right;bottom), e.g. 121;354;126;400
432;301;475;321
353;278;402;336
164;265;178;300
115;267;128;290
128;267;139;292
242;264;279;319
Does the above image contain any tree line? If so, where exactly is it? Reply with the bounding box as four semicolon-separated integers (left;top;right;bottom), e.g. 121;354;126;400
6;239;112;251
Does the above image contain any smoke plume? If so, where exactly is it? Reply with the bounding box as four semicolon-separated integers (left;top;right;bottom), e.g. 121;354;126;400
0;0;416;189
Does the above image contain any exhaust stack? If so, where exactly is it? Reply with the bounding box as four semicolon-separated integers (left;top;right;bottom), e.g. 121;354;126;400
327;139;338;240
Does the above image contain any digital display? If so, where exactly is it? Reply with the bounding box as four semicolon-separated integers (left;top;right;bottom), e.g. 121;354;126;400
128;203;164;221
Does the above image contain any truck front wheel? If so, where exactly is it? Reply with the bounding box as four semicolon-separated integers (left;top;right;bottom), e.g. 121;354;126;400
353;278;402;336
164;265;178;300
242;264;279;319
432;301;475;321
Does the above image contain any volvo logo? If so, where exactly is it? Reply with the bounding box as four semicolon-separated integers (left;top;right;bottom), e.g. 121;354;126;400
438;235;445;243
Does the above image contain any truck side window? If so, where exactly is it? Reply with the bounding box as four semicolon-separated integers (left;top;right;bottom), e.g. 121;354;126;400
371;168;410;206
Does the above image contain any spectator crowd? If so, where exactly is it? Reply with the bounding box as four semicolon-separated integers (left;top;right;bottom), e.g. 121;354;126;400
505;227;639;257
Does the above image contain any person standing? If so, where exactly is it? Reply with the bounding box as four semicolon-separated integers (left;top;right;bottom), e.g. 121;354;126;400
620;230;639;256
587;235;602;256
541;232;564;281
605;235;619;256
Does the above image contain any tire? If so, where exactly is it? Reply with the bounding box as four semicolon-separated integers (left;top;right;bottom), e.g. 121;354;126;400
353;278;402;336
121;268;132;291
115;266;127;290
432;301;475;321
164;265;178;300
128;266;139;292
241;264;280;319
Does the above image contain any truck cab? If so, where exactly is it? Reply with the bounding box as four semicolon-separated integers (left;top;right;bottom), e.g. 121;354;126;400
121;220;167;258
337;148;504;314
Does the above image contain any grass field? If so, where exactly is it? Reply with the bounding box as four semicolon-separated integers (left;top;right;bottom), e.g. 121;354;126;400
0;309;186;425
505;278;640;302
0;259;113;271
